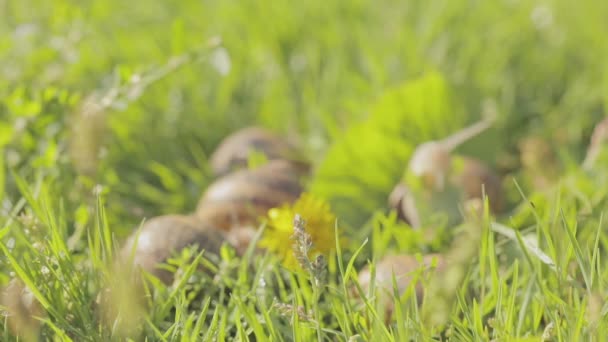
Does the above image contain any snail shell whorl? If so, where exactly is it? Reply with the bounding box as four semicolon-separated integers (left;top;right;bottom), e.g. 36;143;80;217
121;215;225;284
210;127;297;176
196;160;306;231
453;157;504;214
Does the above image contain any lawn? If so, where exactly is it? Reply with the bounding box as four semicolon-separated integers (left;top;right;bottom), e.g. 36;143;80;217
1;0;608;341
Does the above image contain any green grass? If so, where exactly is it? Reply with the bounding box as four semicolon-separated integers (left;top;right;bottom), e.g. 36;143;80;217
1;0;608;340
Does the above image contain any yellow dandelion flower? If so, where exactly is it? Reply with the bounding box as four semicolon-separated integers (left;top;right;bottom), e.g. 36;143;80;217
259;193;339;270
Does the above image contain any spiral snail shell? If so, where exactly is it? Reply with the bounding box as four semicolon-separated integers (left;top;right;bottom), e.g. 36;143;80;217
454;156;504;213
209;127;300;176
196;159;307;231
120;214;225;284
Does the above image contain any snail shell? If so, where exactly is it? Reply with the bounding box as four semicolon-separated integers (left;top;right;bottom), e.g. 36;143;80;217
120;215;225;284
453;157;504;214
196;160;307;231
357;254;446;321
224;225;259;256
210;127;299;176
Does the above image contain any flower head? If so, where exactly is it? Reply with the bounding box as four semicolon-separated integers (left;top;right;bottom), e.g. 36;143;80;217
259;193;339;270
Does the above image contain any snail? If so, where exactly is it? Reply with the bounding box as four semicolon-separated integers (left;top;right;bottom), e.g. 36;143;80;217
1;278;45;340
388;183;421;227
195;159;308;232
357;254;447;322
452;156;504;213
120;214;226;285
223;225;259;256
390;114;504;228
209;126;303;176
99;214;225;338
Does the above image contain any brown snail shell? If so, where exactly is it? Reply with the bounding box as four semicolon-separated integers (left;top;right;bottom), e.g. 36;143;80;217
453;156;504;214
224;225;260;256
196;160;307;232
357;254;447;321
210;127;300;176
1;278;45;340
120;215;226;285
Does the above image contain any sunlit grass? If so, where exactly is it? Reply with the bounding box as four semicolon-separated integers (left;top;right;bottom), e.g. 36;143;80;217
2;0;608;340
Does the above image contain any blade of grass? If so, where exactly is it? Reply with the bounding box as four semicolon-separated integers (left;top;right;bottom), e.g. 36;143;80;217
560;209;592;293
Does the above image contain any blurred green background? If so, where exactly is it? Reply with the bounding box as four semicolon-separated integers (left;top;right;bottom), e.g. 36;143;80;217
1;0;607;236
3;1;608;340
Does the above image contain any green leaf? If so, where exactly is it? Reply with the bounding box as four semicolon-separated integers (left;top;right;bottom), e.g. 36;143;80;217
310;71;462;229
0;122;13;147
0;151;4;202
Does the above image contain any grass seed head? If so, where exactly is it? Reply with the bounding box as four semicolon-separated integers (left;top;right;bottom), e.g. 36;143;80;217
259;193;339;272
